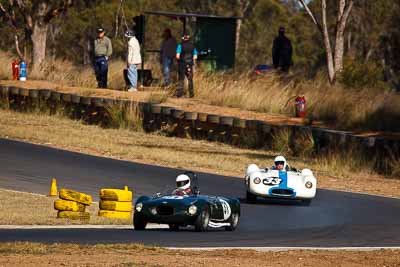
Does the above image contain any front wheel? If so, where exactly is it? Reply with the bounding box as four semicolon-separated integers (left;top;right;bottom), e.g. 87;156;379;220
133;213;147;230
194;206;210;232
225;212;239;231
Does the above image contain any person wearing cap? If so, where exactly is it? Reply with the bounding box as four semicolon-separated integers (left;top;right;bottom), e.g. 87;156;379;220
160;28;177;87
94;27;113;88
175;33;198;98
125;30;142;92
272;26;293;73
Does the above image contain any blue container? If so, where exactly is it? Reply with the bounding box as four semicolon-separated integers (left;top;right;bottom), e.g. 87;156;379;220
19;61;27;81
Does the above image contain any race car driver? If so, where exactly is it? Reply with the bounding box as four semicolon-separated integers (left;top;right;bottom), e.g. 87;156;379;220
173;173;192;196
272;155;290;171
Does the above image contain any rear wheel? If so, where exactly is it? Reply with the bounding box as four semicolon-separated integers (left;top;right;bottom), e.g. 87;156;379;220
194;206;210;232
246;191;257;203
133;213;147;230
225;212;239;231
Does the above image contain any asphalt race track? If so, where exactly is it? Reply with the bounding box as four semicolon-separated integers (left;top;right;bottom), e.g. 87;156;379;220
0;138;400;247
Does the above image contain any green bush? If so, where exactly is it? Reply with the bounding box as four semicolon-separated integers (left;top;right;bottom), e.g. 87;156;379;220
339;58;389;90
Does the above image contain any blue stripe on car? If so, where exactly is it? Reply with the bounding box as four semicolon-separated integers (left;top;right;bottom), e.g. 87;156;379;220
268;170;296;198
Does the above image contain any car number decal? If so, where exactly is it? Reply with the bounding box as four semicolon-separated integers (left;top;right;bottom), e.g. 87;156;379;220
219;199;231;220
263;177;282;185
162;196;184;200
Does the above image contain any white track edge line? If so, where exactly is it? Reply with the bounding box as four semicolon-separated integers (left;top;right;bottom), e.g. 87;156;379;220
167;247;400;251
0;224;169;229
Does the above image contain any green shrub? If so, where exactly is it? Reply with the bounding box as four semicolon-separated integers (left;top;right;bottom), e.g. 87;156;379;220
339;58;389;90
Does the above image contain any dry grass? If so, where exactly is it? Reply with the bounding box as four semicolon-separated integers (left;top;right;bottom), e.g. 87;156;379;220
0;189;131;225
105;101;144;131
0;108;399;199
1;50;398;132
0;242;399;267
194;70;400;132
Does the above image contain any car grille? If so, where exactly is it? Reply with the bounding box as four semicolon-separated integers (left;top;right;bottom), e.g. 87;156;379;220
271;188;294;197
156;205;174;216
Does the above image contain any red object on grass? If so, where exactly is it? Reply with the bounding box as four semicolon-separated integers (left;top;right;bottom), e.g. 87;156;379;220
12;60;19;80
295;95;306;118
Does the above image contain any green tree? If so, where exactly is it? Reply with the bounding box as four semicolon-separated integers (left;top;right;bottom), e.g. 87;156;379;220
0;0;74;70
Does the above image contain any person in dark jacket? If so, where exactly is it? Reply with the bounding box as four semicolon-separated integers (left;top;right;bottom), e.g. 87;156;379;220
175;33;198;98
94;27;113;88
272;27;293;72
160;28;177;87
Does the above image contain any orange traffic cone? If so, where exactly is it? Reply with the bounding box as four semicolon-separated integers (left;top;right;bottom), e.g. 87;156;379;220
49;178;58;197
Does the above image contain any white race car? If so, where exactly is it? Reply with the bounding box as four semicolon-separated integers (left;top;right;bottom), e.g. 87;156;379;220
245;164;317;205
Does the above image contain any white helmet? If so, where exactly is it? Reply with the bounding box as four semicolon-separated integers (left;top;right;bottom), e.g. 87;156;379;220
176;174;191;190
274;155;287;169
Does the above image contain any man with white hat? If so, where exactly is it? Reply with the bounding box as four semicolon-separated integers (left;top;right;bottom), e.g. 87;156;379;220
125;30;142;92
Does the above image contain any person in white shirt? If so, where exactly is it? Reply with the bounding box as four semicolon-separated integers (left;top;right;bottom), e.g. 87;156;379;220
125;30;142;91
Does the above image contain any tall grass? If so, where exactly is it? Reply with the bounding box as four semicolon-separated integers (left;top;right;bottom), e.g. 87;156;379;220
1;50;398;132
194;69;399;132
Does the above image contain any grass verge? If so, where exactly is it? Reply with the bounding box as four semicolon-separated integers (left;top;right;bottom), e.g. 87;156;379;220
0;242;399;267
0;189;131;225
0;108;399;202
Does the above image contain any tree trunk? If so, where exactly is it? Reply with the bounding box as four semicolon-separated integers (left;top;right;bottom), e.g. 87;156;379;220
83;38;92;65
321;0;336;83
235;18;242;52
334;31;345;73
31;21;49;70
30;2;50;71
334;0;353;73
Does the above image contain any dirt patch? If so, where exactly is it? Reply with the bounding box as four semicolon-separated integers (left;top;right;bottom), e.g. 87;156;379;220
0;243;399;267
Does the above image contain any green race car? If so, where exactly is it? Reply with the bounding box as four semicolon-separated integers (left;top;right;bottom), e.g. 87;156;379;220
133;172;240;232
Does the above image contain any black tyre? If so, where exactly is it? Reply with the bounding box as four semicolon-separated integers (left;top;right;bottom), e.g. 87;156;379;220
194;206;210;232
301;199;312;206
246;191;257;203
133;214;147;230
225;212;239;231
168;224;180;231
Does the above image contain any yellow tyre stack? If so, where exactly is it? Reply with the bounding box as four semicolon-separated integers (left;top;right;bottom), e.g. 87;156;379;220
54;189;92;220
98;186;133;219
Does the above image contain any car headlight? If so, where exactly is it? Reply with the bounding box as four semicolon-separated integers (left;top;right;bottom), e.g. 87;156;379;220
253;177;261;184
305;181;313;189
188;205;197;215
135;203;143;212
150;207;157;215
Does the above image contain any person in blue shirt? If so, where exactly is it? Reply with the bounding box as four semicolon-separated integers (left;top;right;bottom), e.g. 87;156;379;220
175;33;198;98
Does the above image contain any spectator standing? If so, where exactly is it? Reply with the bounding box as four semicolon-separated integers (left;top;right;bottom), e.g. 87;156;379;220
125;30;142;92
160;28;177;87
94;27;112;88
272;27;293;73
175;33;198;98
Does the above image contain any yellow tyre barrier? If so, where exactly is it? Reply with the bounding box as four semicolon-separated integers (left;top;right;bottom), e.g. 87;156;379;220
54;199;85;212
59;188;92;205
98;210;132;219
99;200;132;212
99;188;132;202
57;211;90;220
